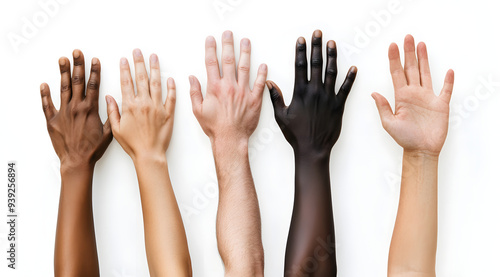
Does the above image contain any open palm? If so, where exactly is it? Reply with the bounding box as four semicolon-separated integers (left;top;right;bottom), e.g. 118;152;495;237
372;35;454;155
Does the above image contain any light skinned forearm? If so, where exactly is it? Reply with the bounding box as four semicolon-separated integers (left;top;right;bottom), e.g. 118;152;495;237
388;150;439;277
212;138;264;277
133;155;192;277
55;164;99;277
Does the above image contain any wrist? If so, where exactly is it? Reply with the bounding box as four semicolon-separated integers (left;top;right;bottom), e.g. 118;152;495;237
132;152;168;167
403;149;440;160
293;146;331;164
60;161;95;176
211;136;249;156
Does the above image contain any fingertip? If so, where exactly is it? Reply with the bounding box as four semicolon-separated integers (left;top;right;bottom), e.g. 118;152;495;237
266;80;274;90
313;29;322;38
58;57;68;66
350;66;358;74
72;49;82;59
133;48;142;58
120;57;128;66
91;57;99;66
297;37;306;45
259;63;268;73
40;83;48;91
167;77;175;88
327;40;336;49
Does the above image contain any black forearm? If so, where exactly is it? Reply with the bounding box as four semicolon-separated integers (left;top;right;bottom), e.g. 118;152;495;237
285;152;336;276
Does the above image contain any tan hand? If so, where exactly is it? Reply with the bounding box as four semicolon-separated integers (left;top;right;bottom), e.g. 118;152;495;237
189;31;268;144
106;49;176;160
372;35;454;155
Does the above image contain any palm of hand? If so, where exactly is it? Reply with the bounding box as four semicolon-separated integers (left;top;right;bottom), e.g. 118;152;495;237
372;35;454;155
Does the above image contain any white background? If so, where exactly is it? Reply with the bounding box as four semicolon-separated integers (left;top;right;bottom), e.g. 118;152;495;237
1;0;499;276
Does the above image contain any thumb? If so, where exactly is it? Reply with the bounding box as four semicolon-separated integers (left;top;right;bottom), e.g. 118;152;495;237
189;75;203;115
371;92;394;129
105;95;121;134
266;80;286;113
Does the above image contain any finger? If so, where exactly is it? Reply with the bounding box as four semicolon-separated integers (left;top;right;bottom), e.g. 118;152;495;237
371;92;395;129
310;30;323;85
237;38;251;88
105;95;121;134
324;40;338;93
189;75;203;115
337;66;358;103
221;30;236;81
388;43;406;89
266;81;286;114
149;54;163;105
295;36;307;86
439;69;454;104
102;118;113;146
403;35;420;86
165;77;176;115
252;64;268;98
71;49;86;101
85;58;101;105
417;42;433;89
40;83;56;120
120;58;135;100
205;36;221;81
59;57;71;107
133;49;150;98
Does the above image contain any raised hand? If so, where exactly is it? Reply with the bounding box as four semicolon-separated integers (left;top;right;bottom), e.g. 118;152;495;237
106;49;191;276
41;50;112;170
266;30;357;277
41;50;111;277
189;31;267;276
267;29;357;158
372;35;454;156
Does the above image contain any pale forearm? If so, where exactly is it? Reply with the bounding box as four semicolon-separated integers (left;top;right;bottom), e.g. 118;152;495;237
388;150;439;277
134;155;191;277
212;139;264;276
55;166;99;277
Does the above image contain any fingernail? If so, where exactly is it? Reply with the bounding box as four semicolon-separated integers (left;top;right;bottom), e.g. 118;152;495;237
266;81;273;89
120;58;127;65
73;50;81;59
133;49;142;57
59;58;66;66
189;76;194;85
168;77;174;86
242;38;250;47
92;58;98;65
327;40;335;48
297;37;305;45
223;31;232;39
313;30;322;38
106;95;111;104
151;54;158;63
260;64;267;71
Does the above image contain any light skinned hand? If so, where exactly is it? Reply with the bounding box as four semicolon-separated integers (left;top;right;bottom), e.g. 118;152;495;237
189;31;268;145
106;49;176;160
40;49;112;170
372;35;454;156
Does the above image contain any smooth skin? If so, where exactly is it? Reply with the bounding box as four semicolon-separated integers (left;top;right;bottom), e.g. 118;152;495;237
267;30;357;276
189;31;268;276
372;35;454;277
41;50;112;277
106;49;191;277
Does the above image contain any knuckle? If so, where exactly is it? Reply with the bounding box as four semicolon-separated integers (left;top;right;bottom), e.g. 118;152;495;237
295;60;307;69
222;55;235;65
88;80;99;91
136;73;148;82
311;58;323;67
150;80;162;88
326;68;337;76
205;58;218;67
72;74;84;85
238;65;250;73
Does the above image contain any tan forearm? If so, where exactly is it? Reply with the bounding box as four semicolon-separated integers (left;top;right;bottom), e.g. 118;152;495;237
55;165;99;277
134;155;191;277
212;138;264;276
388;150;439;277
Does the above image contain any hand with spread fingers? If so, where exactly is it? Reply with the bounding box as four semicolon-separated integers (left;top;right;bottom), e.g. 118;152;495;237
372;35;454;156
106;49;191;277
41;50;112;277
267;30;357;276
372;35;454;277
189;31;267;276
